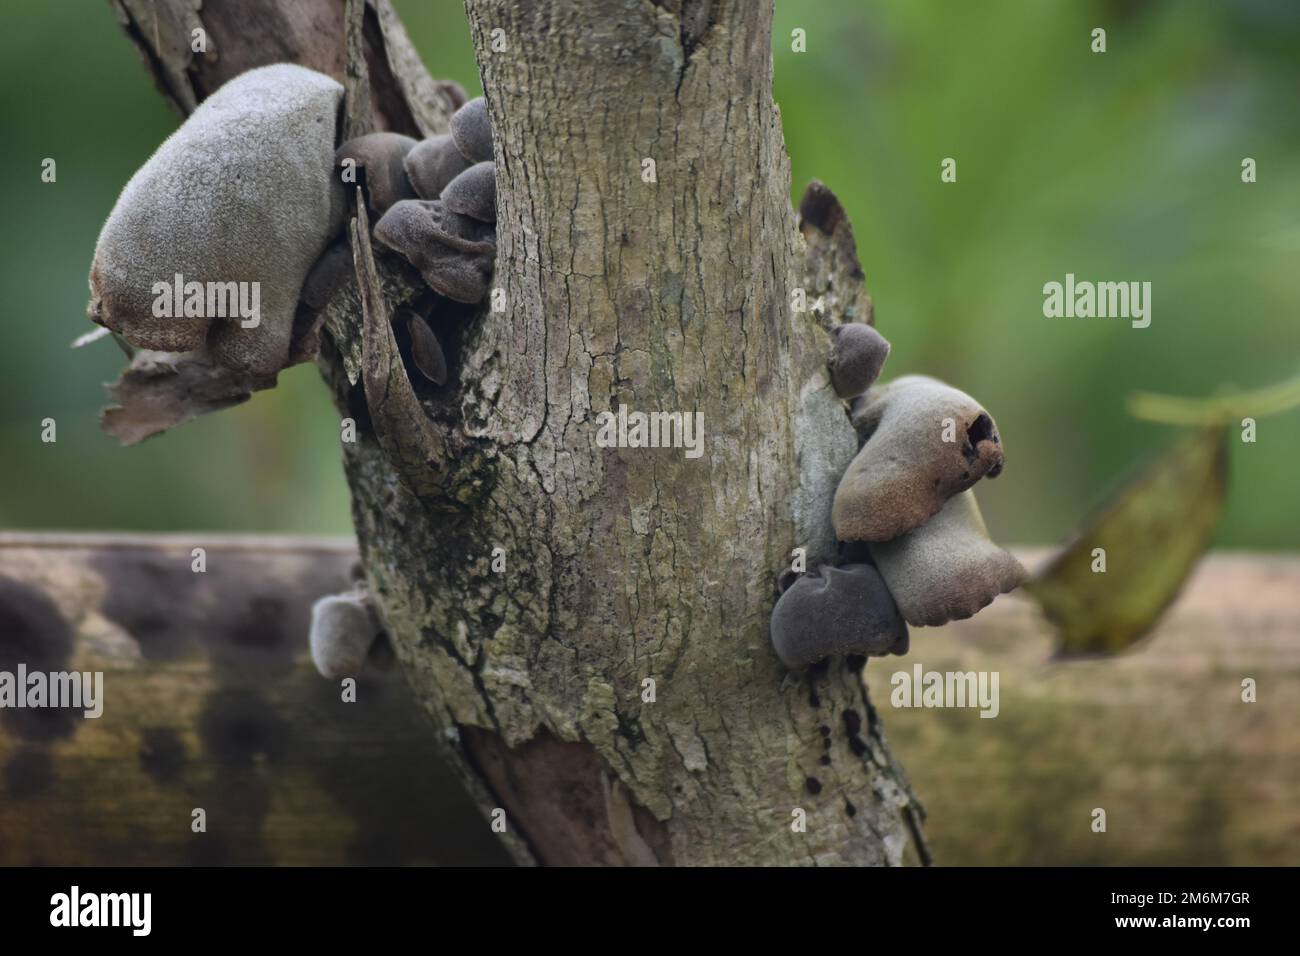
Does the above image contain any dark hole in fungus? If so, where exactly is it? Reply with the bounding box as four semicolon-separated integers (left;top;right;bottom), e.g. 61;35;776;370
967;412;995;446
817;725;831;737
819;754;831;766
845;800;857;818
805;776;823;795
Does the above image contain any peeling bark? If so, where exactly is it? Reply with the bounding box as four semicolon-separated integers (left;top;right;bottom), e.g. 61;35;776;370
103;0;927;865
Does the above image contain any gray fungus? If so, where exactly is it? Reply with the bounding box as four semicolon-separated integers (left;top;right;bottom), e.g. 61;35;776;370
404;133;472;201
309;591;383;679
88;64;345;378
772;321;1022;668
335;132;419;216
440;161;497;224
373;200;495;303
369;98;498;313
89;68;499;390
828;322;890;399
449;96;494;163
404;309;449;386
770;563;909;669
869;490;1027;627
834;375;1004;543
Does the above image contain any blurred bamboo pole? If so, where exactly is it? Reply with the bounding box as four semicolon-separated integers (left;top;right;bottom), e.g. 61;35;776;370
1;536;1295;865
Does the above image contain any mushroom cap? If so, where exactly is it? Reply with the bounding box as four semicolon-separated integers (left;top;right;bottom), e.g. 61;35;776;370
373;199;496;303
833;375;1005;542
403;133;472;201
869;490;1027;627
89;62;348;377
374;199;496;256
88;64;345;377
405;311;448;385
449;96;494;163
440;161;497;223
335;132;418;215
414;244;494;303
770;563;909;669
828;322;890;399
309;592;382;679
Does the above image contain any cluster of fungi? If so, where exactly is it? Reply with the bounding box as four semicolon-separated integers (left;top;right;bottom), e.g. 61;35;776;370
83;63;1022;679
770;322;1025;668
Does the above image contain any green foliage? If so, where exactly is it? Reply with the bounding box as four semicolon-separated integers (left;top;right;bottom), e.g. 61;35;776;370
773;0;1300;549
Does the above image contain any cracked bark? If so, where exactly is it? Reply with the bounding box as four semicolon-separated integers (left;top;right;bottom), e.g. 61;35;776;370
109;0;926;865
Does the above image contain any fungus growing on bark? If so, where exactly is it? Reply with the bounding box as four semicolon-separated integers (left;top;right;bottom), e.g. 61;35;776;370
87;64;345;378
770;563;909;669
403;133;472;201
373;199;496;303
405;310;448;385
309;591;383;679
335;132;418;215
869;490;1027;627
828;322;890;399
440;161;497;223
449;96;494;163
833;375;1005;542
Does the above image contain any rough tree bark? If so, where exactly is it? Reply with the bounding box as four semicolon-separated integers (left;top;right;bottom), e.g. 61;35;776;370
108;0;928;865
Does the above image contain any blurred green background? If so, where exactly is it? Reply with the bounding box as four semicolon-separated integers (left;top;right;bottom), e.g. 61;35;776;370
3;0;1297;547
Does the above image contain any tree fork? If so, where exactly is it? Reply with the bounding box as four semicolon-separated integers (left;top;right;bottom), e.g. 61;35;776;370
107;0;927;866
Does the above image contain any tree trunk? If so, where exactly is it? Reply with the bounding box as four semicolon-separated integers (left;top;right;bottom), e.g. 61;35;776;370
108;0;927;865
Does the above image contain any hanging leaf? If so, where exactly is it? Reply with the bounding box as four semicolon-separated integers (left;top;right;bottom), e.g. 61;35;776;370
1025;426;1228;656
